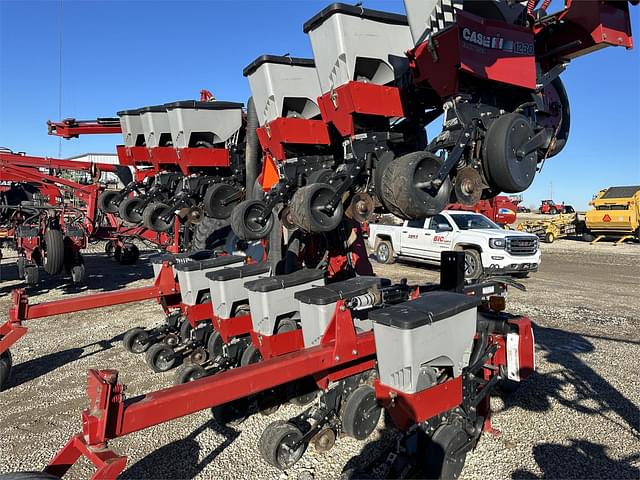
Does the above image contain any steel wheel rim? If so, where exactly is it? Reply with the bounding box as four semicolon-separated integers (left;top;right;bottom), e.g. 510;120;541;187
465;253;478;277
378;244;389;262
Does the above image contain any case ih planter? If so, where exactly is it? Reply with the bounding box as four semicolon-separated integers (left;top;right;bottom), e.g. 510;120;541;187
8;252;535;479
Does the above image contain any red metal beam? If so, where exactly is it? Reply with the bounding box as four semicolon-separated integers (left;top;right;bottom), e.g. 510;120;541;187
48;119;122;139
0;152;120;173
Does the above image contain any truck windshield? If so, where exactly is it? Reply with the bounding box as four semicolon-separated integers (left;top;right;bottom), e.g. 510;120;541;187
449;213;500;230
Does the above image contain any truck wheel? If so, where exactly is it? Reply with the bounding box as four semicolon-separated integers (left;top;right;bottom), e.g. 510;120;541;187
118;196;144;224
380;151;451;219
549;207;557;215
483;113;537;193
375;240;395;264
463;249;483;281
43;229;65;275
582;232;595;242
545;232;555;243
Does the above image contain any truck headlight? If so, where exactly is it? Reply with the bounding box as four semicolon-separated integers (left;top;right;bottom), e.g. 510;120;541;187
489;238;506;249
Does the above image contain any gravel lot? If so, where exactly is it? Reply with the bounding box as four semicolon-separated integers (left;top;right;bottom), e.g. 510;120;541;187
0;237;638;479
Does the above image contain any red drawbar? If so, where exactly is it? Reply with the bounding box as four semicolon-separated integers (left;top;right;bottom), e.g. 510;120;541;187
374;377;463;431
318;81;405;137
257;117;330;161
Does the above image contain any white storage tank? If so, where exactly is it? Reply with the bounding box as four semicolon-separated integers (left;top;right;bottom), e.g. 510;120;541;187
165;100;244;148
303;3;413;94
243;55;323;127
139;105;173;148
117;109;145;147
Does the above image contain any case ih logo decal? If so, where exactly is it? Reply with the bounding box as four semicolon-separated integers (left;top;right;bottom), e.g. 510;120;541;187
461;28;534;55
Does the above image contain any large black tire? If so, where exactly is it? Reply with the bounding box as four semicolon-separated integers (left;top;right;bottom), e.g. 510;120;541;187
463;249;483;281
98;190;121;214
483;113;537;193
425;423;472;480
190;216;231;251
0;348;12;391
341;385;381;440
289;183;343;233
203;183;242;219
380;151;452;220
375;240;395;264
118;196;144;224
544;77;570;158
230;199;274;241
142;202;173;232
43;229;64;275
259;420;307;470
118;243;139;265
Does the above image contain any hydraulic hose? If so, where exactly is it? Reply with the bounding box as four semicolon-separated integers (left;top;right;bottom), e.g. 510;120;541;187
245;97;260;201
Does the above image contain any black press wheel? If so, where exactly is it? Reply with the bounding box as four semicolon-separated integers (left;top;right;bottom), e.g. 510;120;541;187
425;423;472;480
259;420;307;470
206;330;224;363
0;348;13;391
240;344;262;366
98;190;121;214
375;240;395;264
117;243;139;265
483;113;538;193
289;183;343;234
145;343;177;372
203;183;242;219
380;151;452;220
174;363;206;385
463;249;483;282
230;199;274;241
341;385;382;441
118;196;145;224
123;327;151;354
43;229;65;275
142;202;173;232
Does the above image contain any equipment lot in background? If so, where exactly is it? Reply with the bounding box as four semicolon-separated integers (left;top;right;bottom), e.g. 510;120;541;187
0;240;638;479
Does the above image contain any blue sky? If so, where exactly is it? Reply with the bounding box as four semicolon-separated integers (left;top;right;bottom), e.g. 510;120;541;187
0;0;638;210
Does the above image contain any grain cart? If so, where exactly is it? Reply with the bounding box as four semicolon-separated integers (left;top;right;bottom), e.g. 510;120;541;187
5;251;533;480
583;185;640;244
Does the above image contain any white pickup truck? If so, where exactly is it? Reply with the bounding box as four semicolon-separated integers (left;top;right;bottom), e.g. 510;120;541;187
368;210;540;280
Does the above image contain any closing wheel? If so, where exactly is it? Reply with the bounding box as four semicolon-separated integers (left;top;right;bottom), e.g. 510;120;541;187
189;346;208;365
289;183;343;233
453;167;483;206
380;151;452;220
118;196;145;224
123;327;151;354
259;420;307;470
118;243;139;265
483;113;538;193
145;343;178;372
174;363;206;384
98;190;121;213
230;199;274;241
206;330;224;363
240;344;262;366
346;192;375;223
142;202;173;232
538;78;570;158
311;428;336;453
425;423;473;480
203;183;242;219
43;229;64;275
0;348;12;391
463;249;483;281
341;385;382;440
280;206;296;231
375;240;395;265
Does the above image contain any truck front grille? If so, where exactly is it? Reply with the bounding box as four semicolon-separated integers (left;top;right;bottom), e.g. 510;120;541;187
506;236;538;256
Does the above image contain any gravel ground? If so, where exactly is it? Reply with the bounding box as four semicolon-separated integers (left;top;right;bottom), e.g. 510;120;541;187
0;238;638;479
